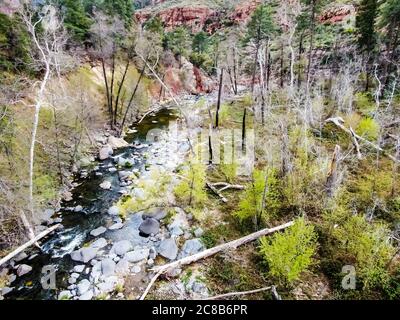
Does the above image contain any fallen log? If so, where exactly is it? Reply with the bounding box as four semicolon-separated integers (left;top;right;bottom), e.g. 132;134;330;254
204;286;272;300
206;182;228;203
139;221;294;300
326;117;399;163
0;224;61;267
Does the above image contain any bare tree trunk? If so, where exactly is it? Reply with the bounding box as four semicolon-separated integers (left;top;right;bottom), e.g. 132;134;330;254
306;0;317;91
215;68;224;128
101;58;112;117
325;145;341;197
114;60;130;126
280;43;284;88
242;107;247;151
119;60;147;136
53;107;63;185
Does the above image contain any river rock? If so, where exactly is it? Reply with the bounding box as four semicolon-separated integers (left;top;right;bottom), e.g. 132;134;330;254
100;181;112;190
157;238;178;260
77;279;91;295
1;287;13;296
125;248;149;263
108;167;117;173
90;226;107;237
131;265;141;274
194;227;204;238
142;208;168;221
107;206;119;216
97;276;119;294
16;264;32;277
139;218;160;236
91;237;107;249
108;136;129;149
118;170;133;180
118;157;135;168
79;290;93;301
179;239;205;258
58;290;72;300
74;205;83;212
101;259;116;277
71;247;98;263
14;252;28;262
115;259;130;275
99;145;113;160
73;265;85;273
109;222;124;230
111;240;132;256
71;272;80;279
133;188;146;200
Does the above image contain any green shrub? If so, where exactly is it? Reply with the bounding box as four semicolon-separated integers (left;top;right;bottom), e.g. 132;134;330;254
259;217;318;284
356;117;380;141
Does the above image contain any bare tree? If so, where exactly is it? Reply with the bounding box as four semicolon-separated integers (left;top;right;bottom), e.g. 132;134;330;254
22;4;67;225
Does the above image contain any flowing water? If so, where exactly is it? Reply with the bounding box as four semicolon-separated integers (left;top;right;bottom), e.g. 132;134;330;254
5;107;183;300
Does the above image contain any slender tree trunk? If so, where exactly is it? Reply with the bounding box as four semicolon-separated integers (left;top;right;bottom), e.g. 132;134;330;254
53;108;63;185
110;53;116;126
215;68;224;128
119;60;147;136
297;31;304;88
242;107;247;151
280;43;284;88
306;0;317;91
114;60;130;126
232;47;238;94
251;40;260;94
101;58;112;116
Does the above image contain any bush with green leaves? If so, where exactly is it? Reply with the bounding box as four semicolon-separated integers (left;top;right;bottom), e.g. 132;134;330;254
259;217;318;284
330;214;395;290
356;117;380;141
174;161;207;208
234;168;282;227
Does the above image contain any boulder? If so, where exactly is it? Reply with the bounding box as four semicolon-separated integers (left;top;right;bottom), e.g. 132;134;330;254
179;239;205;258
1;287;13;296
158;238;178;260
115;259;130;275
14;252;28;262
97;276;119;294
100;181;112;190
107;206;119;216
73;265;85;273
58;290;72;300
79;290;93;300
107;136;129;149
139;218;160;236
90;226;107;237
108;222;124;230
77;279;91;295
91;237;107;249
142;208;168;221
101;259;116;277
99;145;113;160
125;248;149;263
70;247;98;263
16;264;32;277
111;240;132;256
194;227;204;238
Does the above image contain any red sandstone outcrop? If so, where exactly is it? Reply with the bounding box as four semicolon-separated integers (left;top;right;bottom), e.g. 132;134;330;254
319;5;355;24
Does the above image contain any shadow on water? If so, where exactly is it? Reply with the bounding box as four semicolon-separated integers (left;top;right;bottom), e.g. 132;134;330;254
6;107;179;300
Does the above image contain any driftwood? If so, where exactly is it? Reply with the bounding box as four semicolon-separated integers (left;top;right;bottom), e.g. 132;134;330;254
211;182;245;192
325;145;341;197
326;117;399;163
0;224;61;267
206;182;228;203
204;286;272;300
271;285;282;300
137;106;164;124
139;221;294;300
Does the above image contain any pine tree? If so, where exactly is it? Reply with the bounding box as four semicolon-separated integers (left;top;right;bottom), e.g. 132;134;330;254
60;0;92;41
356;0;378;91
245;4;276;93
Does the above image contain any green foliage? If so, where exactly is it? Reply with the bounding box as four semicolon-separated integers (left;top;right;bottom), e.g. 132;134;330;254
234;168;282;226
244;4;276;45
330;214;395;290
144;16;164;34
259;217;318;284
354;92;375;114
164;27;191;59
0;13;31;72
60;0;92;41
102;0;134;27
34;174;57;203
189;52;213;73
356;117;380;140
220;162;238;184
174;161;207;208
192;31;210;53
356;0;378;52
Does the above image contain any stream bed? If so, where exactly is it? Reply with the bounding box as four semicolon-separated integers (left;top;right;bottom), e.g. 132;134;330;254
2;105;205;300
